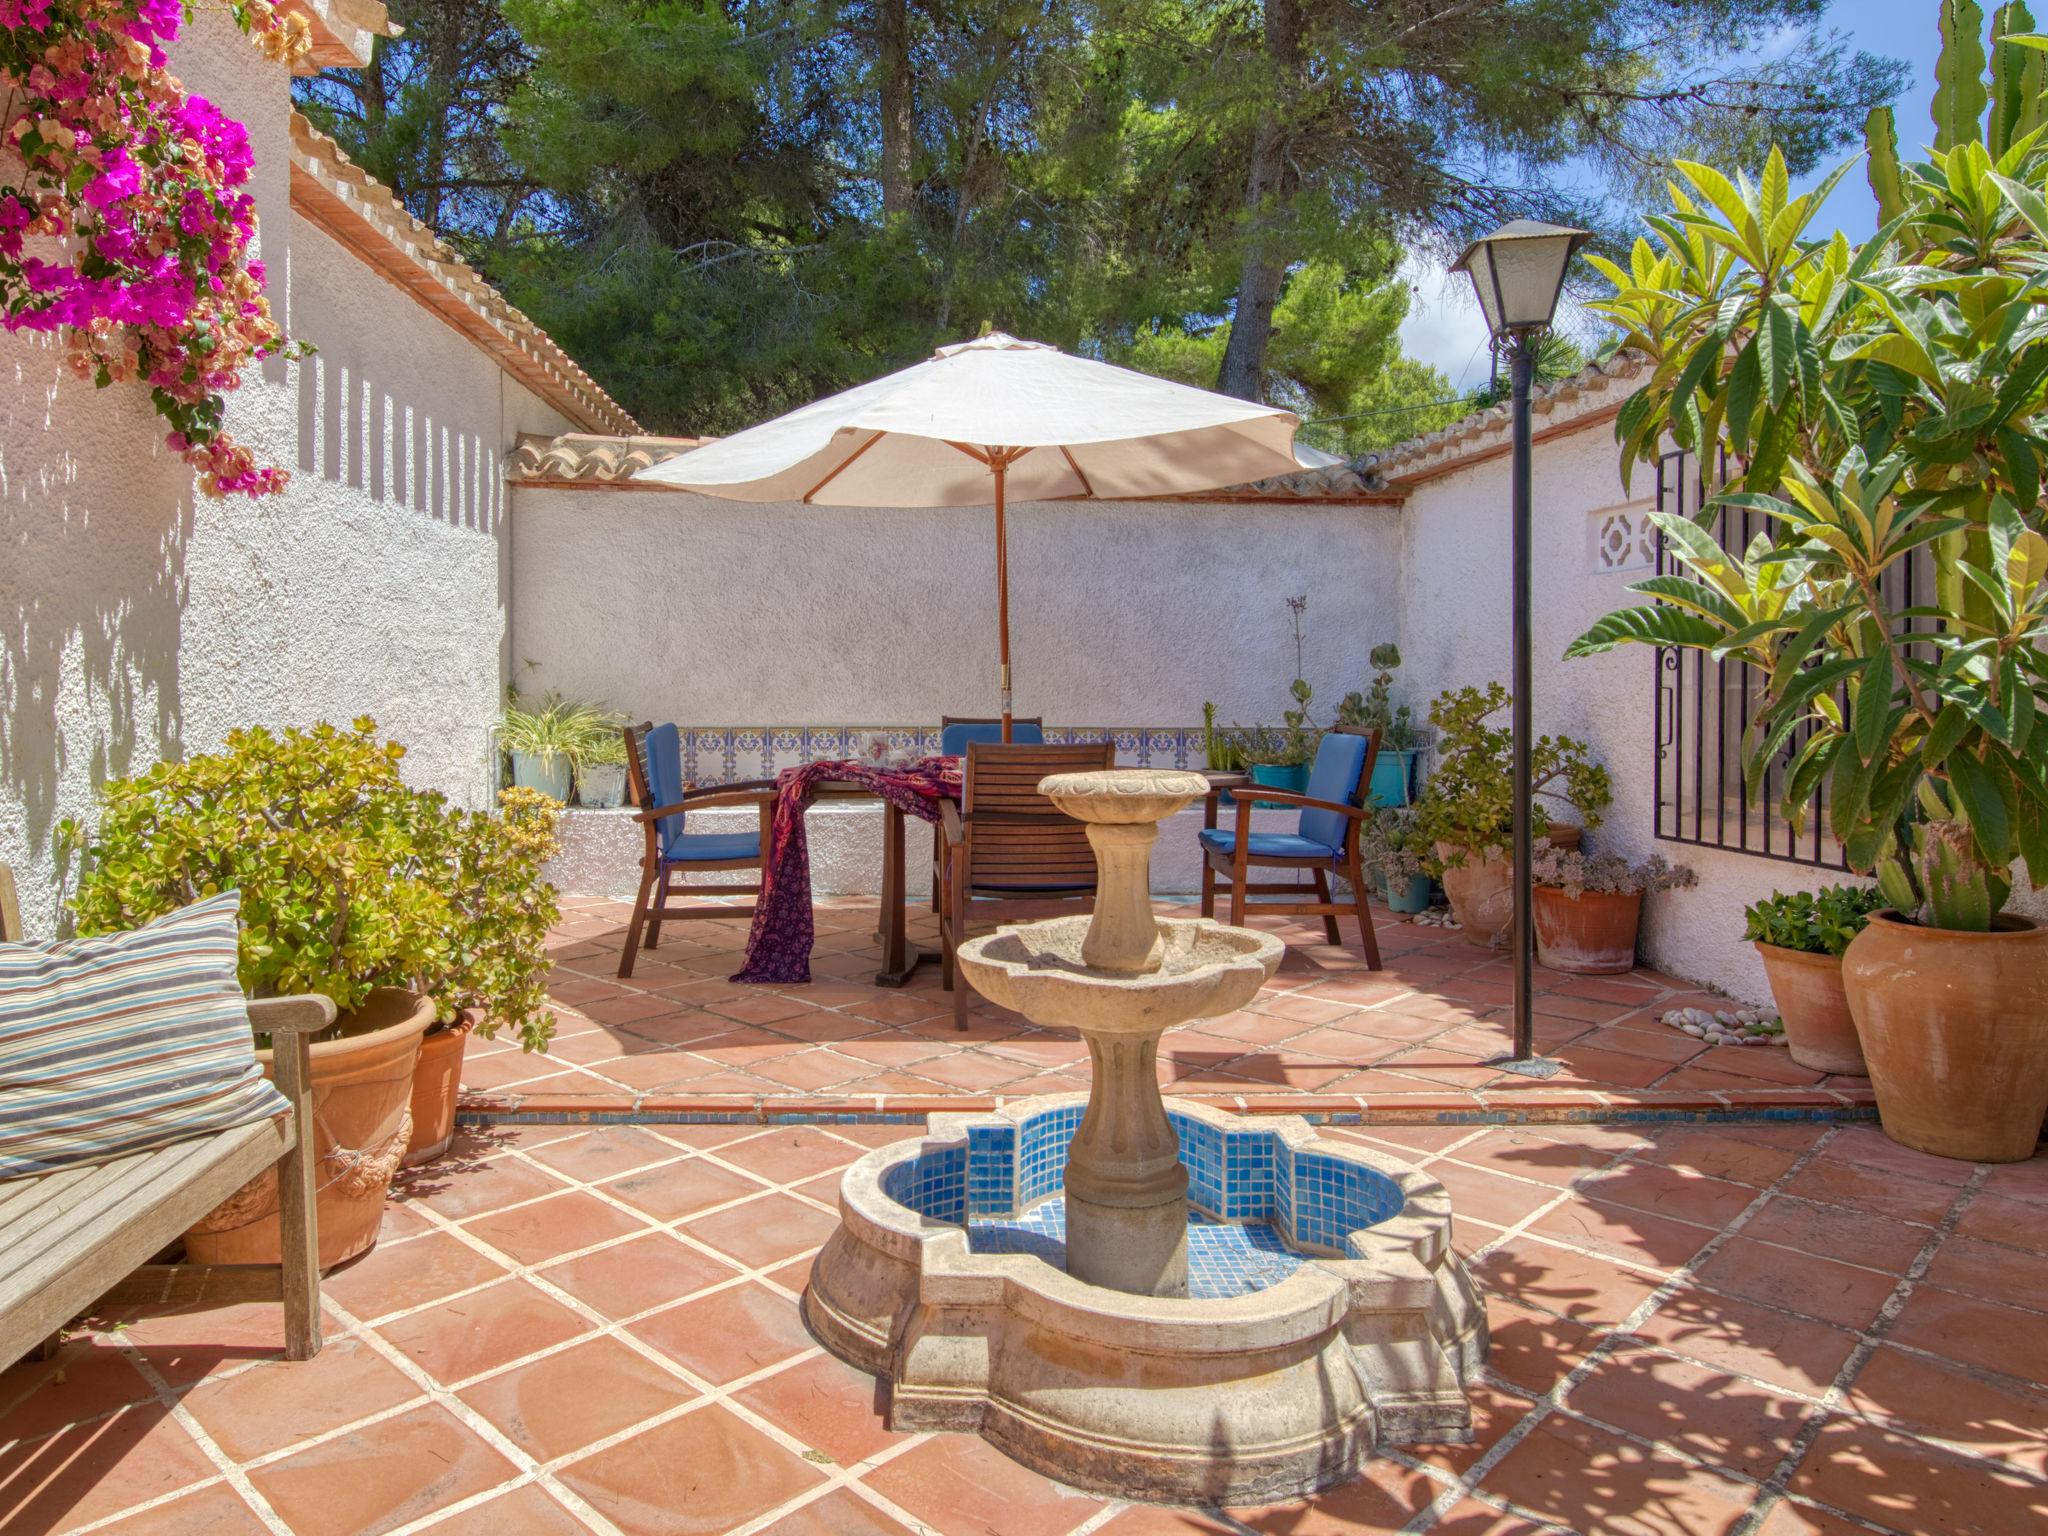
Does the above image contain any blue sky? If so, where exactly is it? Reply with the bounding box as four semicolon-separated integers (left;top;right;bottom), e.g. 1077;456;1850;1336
1399;0;1946;392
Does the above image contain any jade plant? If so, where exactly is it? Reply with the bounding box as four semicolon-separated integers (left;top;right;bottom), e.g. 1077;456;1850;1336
1743;886;1888;957
1567;10;2048;932
61;719;563;1050
1363;807;1428;881
1530;847;1697;899
1412;683;1611;869
1337;643;1424;751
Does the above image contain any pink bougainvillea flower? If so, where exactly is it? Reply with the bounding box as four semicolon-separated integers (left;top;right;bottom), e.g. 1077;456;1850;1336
80;147;142;210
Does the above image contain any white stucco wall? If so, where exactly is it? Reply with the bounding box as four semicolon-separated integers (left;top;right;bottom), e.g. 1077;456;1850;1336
508;488;1403;728
0;14;572;940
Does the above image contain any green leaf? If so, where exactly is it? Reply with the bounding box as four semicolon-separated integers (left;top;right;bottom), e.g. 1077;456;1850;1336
1563;606;1725;658
1924;701;1973;767
1949;749;2014;863
1760;301;1796;408
1627;574;1749;630
1725;339;1762;454
1853;655;1897;765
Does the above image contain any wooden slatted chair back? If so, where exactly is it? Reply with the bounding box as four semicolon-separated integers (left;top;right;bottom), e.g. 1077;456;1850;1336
961;741;1114;892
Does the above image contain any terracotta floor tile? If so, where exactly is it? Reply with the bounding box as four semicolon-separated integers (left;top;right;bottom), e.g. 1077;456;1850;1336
1842;1344;2048;1473
521;1126;688;1182
95;1302;291;1389
1976;1155;2048;1206
537;1231;741;1320
1478;1411;1752;1536
753;1487;918;1536
1954;1191;2048;1254
1545;1043;1676;1089
554;1402;826;1536
1575;1161;1759;1227
245;1401;518;1536
181;1336;421;1462
682;1194;840;1269
1740;1194;1931;1275
0;1339;154;1445
602;1158;770;1221
460;1189;655;1266
1778;1160;1959;1225
629;1282;814;1385
0;1403;216;1533
733;1351;905;1467
1472;1235;1666;1330
375;1278;592;1387
1638;1126;1806;1187
1233;1457;1438;1533
1409;1382;1539;1477
1919;1234;2048;1310
1569;1023;1706;1064
1530;1196;1716;1271
748;1050;880;1092
1750;1499;1877;1536
716;1126;863;1185
1446;1129;1628;1188
1693;1235;1898;1331
904;1051;1038;1091
864;1432;1106;1536
585;1051;728;1092
1429;1160;1568;1231
86;1481;276;1534
1631;1287;1859;1395
1077;1502;1242;1534
1888;1287;2048;1384
1484;1297;1601;1396
410;1481;594;1535
1566;1346;1812;1478
322;1228;514;1319
458;1334;692;1462
1788;1414;2048;1535
401;1154;572;1221
1816;1124;1975;1186
1427;1496;1562;1534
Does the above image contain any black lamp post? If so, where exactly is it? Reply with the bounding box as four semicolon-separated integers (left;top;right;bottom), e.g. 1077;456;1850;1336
1450;219;1591;1076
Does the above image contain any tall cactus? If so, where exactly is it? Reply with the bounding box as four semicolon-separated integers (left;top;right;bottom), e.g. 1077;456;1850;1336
1866;106;1906;224
1990;2;2046;156
1933;0;1990;150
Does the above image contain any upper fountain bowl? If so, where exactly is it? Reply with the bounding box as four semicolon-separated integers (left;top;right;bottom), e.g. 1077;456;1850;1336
1035;768;1212;825
956;915;1282;1035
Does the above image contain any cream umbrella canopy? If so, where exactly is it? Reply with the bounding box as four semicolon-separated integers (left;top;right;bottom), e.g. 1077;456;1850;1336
636;332;1305;739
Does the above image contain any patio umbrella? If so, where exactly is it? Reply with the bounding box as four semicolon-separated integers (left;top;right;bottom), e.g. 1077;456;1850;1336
636;332;1304;739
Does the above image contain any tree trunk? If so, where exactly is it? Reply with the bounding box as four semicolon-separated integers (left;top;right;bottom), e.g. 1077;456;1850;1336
878;0;914;217
1216;0;1302;402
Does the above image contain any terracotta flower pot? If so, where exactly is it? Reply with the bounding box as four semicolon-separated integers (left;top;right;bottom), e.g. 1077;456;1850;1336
1842;912;2048;1163
186;987;433;1270
404;1008;480;1167
1436;825;1580;948
1533;886;1642;974
1753;942;1865;1076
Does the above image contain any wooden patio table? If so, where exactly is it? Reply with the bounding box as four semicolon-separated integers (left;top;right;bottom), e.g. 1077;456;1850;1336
811;777;946;986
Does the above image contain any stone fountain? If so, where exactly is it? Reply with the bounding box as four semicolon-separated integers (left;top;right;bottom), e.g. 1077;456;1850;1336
804;769;1483;1504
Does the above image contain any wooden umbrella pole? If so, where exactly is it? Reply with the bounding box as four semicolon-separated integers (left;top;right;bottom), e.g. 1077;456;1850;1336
994;451;1013;742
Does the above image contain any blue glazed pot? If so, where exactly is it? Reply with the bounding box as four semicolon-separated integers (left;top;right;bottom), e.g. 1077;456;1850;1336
1247;761;1310;810
1386;873;1434;914
511;751;572;802
1368;749;1419;808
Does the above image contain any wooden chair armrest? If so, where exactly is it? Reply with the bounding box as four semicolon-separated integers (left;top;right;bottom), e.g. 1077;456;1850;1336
1228;787;1366;820
246;995;338;1037
637;782;778;819
939;799;965;845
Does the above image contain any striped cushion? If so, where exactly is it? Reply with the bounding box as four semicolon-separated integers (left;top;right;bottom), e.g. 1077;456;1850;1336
0;892;289;1178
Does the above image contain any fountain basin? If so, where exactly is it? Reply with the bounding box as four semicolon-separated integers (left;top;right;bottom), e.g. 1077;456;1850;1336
954;915;1282;1033
803;1097;1485;1505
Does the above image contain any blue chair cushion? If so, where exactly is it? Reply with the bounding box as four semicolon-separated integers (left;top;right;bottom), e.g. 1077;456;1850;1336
1198;828;1342;863
638;724;689;859
1299;732;1369;848
939;720;1045;755
661;830;762;864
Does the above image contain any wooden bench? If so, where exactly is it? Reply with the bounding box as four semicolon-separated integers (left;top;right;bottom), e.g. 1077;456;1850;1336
0;863;330;1373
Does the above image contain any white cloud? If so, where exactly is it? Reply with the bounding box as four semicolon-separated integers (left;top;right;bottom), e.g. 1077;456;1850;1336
1396;253;1498;393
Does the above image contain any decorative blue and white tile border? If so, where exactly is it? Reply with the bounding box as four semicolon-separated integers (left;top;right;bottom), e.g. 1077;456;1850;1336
673;724;1210;784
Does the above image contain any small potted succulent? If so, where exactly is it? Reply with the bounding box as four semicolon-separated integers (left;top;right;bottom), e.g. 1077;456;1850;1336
1364;807;1433;913
1742;886;1886;1075
576;728;630;809
1337;643;1427;806
1529;846;1695;974
1413;683;1610;946
500;686;623;802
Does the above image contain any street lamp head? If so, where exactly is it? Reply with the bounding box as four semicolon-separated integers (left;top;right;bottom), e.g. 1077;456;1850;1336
1451;219;1592;337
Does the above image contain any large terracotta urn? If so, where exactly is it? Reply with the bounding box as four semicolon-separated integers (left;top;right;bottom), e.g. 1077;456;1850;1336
1437;826;1580;947
186;988;433;1269
1754;943;1865;1076
1533;887;1641;974
1842;913;2048;1163
405;1008;480;1167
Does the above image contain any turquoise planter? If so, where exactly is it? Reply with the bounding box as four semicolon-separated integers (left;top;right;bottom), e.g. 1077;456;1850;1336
511;751;572;802
1369;749;1419;808
1386;873;1434;914
1246;761;1310;810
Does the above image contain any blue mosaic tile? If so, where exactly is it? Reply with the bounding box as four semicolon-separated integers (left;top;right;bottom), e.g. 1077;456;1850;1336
967;1197;1303;1300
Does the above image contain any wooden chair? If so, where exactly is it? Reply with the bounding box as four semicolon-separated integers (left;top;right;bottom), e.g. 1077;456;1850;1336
937;740;1115;1028
930;715;1044;909
0;863;329;1372
618;722;777;979
1199;726;1384;968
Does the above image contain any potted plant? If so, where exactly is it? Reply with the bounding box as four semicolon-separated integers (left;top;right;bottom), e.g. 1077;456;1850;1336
577;728;631;809
1412;683;1609;946
402;785;564;1165
501;687;621;801
1742;887;1886;1075
67;721;463;1266
1236;595;1322;803
1337;643;1427;806
1366;808;1434;914
1529;847;1695;974
1569;52;2048;1160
